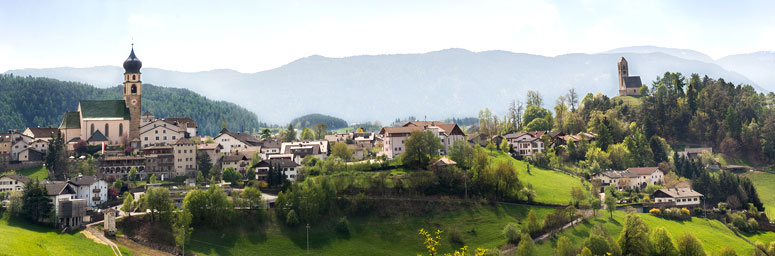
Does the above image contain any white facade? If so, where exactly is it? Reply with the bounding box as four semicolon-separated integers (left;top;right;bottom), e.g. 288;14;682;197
70;178;109;209
140;123;184;149
0;176;25;192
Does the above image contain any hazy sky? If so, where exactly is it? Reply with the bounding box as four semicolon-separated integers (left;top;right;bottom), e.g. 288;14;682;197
1;0;773;73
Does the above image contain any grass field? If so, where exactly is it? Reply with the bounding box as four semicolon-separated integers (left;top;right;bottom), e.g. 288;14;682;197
0;214;124;256
741;171;775;219
489;150;587;205
536;211;756;255
612;95;643;108
10;165;49;180
186;204;555;256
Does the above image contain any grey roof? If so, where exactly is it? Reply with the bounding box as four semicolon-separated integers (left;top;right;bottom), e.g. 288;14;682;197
626;167;664;175
218;128;261;147
623;76;643;88
69;176;99;186
164;117;198;128
221;154;249;163
26;128;58;138
88;130;108;142
653;188;703;198
1;174;29;183
595;170;636;179
252;158;300;169
43;181;75;196
260;139;282;149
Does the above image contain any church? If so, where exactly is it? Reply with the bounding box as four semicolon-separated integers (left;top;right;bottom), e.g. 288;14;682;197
617;57;643;96
59;47;144;149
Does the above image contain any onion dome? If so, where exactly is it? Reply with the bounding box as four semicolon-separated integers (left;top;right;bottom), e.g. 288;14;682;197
123;47;142;73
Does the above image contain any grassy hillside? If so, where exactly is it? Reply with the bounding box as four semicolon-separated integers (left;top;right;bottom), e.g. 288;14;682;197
741;171;775;218
536;211;755;255
7;166;50;180
0;215;125;256
489;150;586;205
612;95;643;108
185;204;553;256
0;74;264;136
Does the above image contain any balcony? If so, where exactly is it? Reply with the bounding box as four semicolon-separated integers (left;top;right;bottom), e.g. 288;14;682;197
92;189;101;193
92;197;101;201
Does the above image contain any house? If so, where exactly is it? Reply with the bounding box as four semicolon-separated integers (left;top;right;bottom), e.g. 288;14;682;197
143;146;175;179
221;154;250;173
651;188;703;207
17;147;44;162
97;155;147;180
259;139;282;159
172;138;197;177
197;143;223;166
379;121;466;159
251;158;301;181
139;119;185;148
591;167;665;191
504;131;563;157
43;181;86;228
163;117;198;137
281;141;328;163
215;128;261;154
23;127;59;141
0;174;28;192
558;132;597;144
677;147;713;159
68;175;108;209
324;133;351;143
429;156;456;170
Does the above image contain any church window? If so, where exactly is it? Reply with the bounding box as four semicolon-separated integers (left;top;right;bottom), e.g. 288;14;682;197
91;124;95;135
105;124;109;137
119;124;123;136
131;85;137;94
132;75;136;80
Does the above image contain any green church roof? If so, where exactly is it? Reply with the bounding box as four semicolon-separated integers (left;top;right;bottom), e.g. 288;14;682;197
79;100;131;120
60;111;81;129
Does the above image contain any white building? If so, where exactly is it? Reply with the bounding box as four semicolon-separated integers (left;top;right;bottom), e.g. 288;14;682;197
378;121;466;159
252;158;301;181
280;141;329;164
0;174;28;192
43;181;87;228
591;167;665;191
652;188;703;207
140;119;185;149
503;131;564;157
214;128;261;154
68;175;108;209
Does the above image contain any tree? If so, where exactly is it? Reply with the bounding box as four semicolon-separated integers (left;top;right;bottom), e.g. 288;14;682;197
197;151;213;177
650;227;678;256
21;179;52;223
503;223;521;244
516;232;536;256
676;233;706;256
403;130;442;167
7;191;23;216
196;171;204;185
571;187;587;206
144;187;174;223
313;123;328;140
555;236;576;256
499;138;511;152
525;209;540;235
260;128;273;140
222;167;241;184
526;90;543;107
284;124;297;142
617;213;650;256
128;167;138;182
605;194;617;218
121;192;134;216
578;247;593;256
566;88;579;112
46;131;68;180
331;142;354;161
590;198;601;217
173;210;193;254
449;140;475;170
149;174;157;184
74;139;88;156
523;105;553;130
300;127;315;140
240;186;265;221
246;169;256;181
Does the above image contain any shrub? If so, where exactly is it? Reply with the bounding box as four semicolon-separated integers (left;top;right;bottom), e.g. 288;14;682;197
503;223;521;244
286;209;299;226
747;218;759;233
335;216;350;235
649;208;661;215
681;208;691;216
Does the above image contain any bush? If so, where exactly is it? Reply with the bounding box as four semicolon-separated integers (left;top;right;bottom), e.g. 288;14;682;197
286;209;299;227
503;223;521;244
681;208;691;216
335;216;350;235
651;207;690;221
448;227;464;244
649;208;661;215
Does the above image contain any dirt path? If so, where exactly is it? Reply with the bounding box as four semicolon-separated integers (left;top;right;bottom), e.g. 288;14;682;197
500;210;593;255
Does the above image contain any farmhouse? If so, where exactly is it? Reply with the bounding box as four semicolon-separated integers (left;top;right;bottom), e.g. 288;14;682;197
591;167;665;191
379;121;465;159
68;175;108;210
504;131;563;157
0;174;28;192
651;188;704;207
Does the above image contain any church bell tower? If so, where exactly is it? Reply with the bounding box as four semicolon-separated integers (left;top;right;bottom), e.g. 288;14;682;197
123;45;143;148
617;57;629;91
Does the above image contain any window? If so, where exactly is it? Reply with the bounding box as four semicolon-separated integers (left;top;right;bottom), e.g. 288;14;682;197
156;136;159;140
155;130;158;134
105;123;109;137
144;137;148;141
91;124;95;135
119;123;123;136
163;136;167;140
132;75;136;80
163;130;166;134
131;84;137;94
172;136;176;140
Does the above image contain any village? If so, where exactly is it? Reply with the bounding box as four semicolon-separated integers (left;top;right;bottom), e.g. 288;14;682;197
2;46;771;256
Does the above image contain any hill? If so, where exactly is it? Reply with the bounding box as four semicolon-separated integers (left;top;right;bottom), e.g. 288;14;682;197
741;171;775;218
0;74;264;136
718;51;775;93
289;113;348;129
0;216;128;256
5;47;760;124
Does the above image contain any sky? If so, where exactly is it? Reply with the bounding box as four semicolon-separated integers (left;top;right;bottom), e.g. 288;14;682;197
1;0;774;73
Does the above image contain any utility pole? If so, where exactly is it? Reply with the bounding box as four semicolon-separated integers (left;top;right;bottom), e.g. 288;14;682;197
306;223;310;255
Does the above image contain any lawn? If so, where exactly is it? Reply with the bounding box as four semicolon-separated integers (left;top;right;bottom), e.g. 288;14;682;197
489;150;587;205
186;204;555;256
0;215;123;256
741;171;775;219
11;165;49;180
612;95;643;108
536;211;756;255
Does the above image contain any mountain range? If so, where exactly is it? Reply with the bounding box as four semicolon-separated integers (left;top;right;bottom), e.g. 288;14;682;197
6;46;772;125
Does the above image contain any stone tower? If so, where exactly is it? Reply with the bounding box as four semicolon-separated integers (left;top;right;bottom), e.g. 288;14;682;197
123;46;143;148
617;57;628;91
